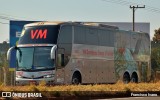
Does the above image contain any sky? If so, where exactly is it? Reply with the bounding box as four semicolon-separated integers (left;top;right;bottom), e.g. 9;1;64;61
0;0;160;43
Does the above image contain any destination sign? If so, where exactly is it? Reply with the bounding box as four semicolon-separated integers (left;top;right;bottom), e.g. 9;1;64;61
18;25;59;45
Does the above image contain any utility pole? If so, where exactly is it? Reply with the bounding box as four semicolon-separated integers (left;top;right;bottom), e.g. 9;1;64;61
130;5;145;31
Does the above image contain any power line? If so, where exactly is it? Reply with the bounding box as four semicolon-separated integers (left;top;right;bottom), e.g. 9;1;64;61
0;12;37;21
0;14;38;25
0;13;36;20
102;0;137;6
0;15;36;21
0;16;20;21
102;0;160;14
0;21;9;25
1;0;160;24
0;14;36;25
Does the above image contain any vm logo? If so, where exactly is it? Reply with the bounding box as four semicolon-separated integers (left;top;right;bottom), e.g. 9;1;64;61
31;29;47;39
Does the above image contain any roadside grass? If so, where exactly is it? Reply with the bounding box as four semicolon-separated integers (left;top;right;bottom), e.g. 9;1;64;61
0;81;160;97
0;81;160;91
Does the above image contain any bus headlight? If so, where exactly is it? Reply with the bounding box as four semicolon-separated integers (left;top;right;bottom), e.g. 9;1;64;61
43;74;54;78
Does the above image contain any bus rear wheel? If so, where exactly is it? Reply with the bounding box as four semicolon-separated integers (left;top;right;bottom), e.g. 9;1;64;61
123;72;130;84
131;72;138;83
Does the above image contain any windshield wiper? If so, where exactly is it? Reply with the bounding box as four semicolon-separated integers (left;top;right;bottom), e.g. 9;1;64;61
45;67;55;70
34;66;54;69
18;67;32;71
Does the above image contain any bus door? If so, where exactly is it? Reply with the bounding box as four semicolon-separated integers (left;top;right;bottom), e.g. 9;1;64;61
56;48;65;84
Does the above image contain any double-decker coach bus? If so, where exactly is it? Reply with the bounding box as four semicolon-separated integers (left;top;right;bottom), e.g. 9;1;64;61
7;22;151;85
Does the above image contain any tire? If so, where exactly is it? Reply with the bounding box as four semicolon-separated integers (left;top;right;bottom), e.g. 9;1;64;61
72;73;81;85
123;73;130;84
131;73;138;83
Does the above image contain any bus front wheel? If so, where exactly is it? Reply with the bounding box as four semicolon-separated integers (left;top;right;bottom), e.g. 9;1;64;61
72;72;81;85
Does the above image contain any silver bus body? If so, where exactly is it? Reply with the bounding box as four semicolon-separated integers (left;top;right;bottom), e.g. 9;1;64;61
7;22;151;85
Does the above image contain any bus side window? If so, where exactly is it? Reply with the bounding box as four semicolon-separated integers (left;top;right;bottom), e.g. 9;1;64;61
86;28;98;45
57;25;72;67
58;25;72;44
58;54;65;67
74;26;85;44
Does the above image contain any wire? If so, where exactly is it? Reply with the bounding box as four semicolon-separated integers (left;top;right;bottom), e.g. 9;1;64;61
102;0;160;14
0;21;9;25
0;16;19;21
0;13;36;26
1;0;160;24
0;13;36;21
0;14;38;26
102;0;136;6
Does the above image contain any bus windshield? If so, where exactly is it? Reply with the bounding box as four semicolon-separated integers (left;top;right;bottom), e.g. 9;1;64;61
16;47;54;71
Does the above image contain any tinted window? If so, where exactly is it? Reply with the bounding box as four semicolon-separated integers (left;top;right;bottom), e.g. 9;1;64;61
58;25;72;44
34;47;54;68
74;26;85;44
98;29;114;46
86;28;98;45
17;48;34;69
16;47;54;71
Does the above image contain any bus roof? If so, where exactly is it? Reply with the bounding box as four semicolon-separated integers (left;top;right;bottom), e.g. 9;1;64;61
24;21;117;28
24;21;147;34
25;21;65;27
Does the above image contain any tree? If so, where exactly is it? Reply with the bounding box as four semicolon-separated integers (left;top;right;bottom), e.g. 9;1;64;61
151;48;160;70
0;41;10;85
0;53;9;85
152;27;160;70
152;28;160;42
151;28;160;81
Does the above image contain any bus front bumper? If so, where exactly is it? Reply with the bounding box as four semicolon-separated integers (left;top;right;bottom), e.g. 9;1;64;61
15;78;55;85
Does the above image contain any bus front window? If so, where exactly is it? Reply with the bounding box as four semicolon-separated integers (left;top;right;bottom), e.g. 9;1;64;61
16;47;54;71
17;48;34;70
34;47;54;69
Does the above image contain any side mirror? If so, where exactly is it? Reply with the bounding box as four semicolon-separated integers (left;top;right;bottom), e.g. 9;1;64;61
51;45;57;59
7;46;16;61
7;46;17;69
